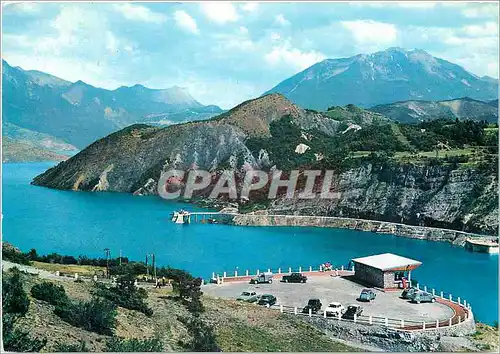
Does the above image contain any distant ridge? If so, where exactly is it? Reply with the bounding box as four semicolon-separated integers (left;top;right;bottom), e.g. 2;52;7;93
370;97;499;124
2;59;223;149
264;47;498;110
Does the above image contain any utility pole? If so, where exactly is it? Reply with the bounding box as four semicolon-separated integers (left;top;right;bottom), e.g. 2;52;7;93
152;253;156;280
119;250;122;266
104;248;110;278
145;254;149;278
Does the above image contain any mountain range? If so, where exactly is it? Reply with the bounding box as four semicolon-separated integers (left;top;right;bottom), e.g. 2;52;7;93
2;60;223;149
3;48;499;162
265;47;498;110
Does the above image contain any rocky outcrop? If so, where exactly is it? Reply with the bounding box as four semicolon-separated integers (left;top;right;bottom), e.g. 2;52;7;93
260;163;498;235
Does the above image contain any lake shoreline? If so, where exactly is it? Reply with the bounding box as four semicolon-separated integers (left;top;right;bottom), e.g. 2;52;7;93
228;212;498;247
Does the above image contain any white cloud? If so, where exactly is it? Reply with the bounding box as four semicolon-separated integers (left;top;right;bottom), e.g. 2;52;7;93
265;40;325;70
239;26;249;35
461;4;499;18
275;14;290;26
270;32;281;41
112;3;167;24
174;10;199;35
462;22;498;37
200;2;239;24
405;24;499;78
241;2;258;12
398;2;436;9
341;20;397;45
2;2;40;13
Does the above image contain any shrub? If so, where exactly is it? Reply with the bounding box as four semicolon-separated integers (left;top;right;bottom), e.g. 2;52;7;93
2;268;30;316
157;267;204;314
180;316;220;352
105;336;163;352
93;274;153;316
2;269;47;352
55;297;117;335
53;340;89;352
2;245;31;265
109;262;146;277
2;314;47;352
31;282;69;306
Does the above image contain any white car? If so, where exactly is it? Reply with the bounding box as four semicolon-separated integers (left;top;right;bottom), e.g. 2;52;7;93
324;302;345;317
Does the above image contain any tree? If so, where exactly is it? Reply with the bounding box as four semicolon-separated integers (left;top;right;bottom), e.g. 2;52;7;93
2;268;30;316
2;268;47;352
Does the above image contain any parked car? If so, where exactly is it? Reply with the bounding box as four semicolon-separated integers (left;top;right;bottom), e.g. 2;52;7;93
236;291;259;302
257;294;277;307
411;292;436;304
250;272;273;284
358;289;376;302
302;298;322;314
324;302;345;317
341;304;363;320
281;272;307;283
401;287;417;300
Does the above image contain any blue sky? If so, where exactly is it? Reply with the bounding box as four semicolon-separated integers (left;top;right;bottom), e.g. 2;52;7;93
2;1;499;108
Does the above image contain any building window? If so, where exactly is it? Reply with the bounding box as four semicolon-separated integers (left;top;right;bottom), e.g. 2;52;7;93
394;271;406;281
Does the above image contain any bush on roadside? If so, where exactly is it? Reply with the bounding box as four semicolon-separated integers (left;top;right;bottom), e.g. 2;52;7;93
180;316;220;352
54;297;117;335
93;274;153;316
109;262;147;277
104;336;163;352
31;281;69;306
2;245;32;265
2;268;30;316
157;267;205;314
2;268;47;352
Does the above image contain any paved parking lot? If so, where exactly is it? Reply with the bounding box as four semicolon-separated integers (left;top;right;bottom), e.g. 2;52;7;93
203;275;454;322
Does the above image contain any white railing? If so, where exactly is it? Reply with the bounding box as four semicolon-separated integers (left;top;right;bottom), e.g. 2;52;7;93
275;294;471;332
212;263;355;280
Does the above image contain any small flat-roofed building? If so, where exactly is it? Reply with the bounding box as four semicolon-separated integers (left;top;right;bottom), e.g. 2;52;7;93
352;253;422;289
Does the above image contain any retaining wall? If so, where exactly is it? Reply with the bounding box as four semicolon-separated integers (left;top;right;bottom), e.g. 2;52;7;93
230;213;496;246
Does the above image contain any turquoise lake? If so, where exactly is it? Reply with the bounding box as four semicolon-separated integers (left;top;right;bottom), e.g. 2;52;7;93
2;162;498;324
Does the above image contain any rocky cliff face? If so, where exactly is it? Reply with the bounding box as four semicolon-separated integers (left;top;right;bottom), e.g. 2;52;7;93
265;163;497;235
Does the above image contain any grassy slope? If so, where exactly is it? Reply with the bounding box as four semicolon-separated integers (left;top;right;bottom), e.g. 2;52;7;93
31;261;106;277
2;137;69;163
10;270;358;352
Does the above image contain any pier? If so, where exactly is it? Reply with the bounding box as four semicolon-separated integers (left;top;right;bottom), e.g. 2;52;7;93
171;211;237;224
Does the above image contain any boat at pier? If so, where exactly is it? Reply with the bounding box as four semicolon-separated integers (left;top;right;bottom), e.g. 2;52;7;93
465;238;499;254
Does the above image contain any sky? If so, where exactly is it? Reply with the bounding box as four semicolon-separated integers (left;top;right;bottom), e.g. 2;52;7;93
2;1;499;108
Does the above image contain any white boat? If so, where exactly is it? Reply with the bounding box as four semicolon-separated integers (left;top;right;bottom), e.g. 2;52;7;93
465;238;499;254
